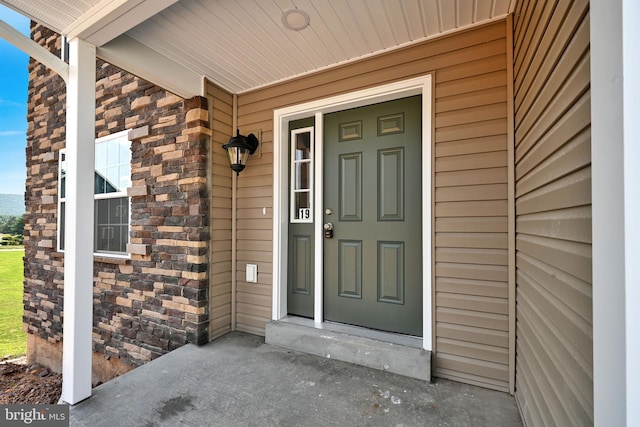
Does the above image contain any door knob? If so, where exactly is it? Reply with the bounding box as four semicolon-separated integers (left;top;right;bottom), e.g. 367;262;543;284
324;222;333;238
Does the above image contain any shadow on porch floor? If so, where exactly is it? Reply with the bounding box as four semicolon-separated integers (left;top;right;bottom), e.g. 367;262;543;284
70;332;522;426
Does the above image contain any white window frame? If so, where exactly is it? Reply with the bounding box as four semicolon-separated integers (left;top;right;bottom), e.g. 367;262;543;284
290;126;314;223
58;130;132;258
57;150;67;253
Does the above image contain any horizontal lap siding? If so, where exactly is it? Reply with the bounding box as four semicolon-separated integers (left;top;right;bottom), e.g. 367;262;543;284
433;25;510;392
236;22;511;387
207;83;233;340
235;150;273;335
513;0;593;425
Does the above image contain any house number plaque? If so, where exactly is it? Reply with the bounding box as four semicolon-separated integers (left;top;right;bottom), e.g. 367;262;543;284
298;208;311;220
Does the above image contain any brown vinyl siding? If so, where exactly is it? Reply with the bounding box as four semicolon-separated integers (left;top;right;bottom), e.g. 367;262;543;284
235;20;511;389
207;84;234;340
513;0;593;425
236;144;274;335
433;24;510;391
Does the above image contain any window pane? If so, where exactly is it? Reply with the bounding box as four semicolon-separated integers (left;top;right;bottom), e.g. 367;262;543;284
295;162;311;190
95;143;107;170
105;166;120;193
295;191;310;210
95;171;106;194
119;165;131;192
294;192;311;221
95;143;107;169
59;202;65;250
94;198;129;253
119;225;128;253
96;199;108;223
108;139;119;167
95;136;131;195
119;139;130;163
295;133;311;160
60;153;66;199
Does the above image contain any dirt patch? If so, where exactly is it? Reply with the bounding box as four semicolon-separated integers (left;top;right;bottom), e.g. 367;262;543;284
0;359;62;404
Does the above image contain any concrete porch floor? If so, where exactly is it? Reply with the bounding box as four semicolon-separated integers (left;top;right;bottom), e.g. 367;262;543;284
70;332;522;426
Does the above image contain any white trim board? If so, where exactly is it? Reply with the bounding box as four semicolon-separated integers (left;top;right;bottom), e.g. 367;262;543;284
591;0;640;424
272;75;433;351
0;19;69;82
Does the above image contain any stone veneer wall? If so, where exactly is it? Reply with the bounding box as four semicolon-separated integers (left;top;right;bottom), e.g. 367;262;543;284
23;24;211;379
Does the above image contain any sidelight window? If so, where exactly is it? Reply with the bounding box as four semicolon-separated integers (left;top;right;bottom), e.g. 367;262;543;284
290;127;314;223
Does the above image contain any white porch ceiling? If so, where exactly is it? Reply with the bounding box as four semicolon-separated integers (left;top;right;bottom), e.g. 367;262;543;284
1;0;515;96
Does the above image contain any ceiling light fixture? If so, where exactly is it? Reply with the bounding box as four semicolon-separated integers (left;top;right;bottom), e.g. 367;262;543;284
282;9;310;31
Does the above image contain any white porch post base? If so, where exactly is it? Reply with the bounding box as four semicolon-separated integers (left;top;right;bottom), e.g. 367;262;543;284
61;37;96;405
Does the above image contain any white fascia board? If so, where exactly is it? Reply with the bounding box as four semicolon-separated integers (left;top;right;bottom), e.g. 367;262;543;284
66;0;178;47
0;19;69;82
97;34;202;98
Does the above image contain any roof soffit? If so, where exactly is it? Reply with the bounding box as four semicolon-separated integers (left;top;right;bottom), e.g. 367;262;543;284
1;0;517;96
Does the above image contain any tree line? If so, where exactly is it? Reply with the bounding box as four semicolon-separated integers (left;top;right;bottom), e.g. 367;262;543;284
0;215;25;246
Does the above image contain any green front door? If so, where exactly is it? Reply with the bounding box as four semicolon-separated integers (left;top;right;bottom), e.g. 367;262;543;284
323;96;423;336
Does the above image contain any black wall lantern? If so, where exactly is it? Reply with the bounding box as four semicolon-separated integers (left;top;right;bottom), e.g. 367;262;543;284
223;129;259;176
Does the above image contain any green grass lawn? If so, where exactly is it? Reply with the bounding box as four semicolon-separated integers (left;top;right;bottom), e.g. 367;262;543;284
0;249;27;359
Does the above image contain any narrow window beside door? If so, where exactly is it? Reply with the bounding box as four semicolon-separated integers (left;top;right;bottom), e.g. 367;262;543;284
290;127;314;223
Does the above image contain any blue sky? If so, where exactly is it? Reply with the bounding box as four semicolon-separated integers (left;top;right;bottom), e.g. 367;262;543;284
0;5;29;195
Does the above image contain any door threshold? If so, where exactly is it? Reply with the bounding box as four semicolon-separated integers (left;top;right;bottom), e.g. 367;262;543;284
279;315;423;349
266;316;431;381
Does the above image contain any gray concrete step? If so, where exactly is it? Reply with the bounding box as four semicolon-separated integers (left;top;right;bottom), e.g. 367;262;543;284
265;318;431;381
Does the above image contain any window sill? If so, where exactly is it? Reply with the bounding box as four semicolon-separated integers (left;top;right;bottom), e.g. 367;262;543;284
51;252;131;265
94;255;130;265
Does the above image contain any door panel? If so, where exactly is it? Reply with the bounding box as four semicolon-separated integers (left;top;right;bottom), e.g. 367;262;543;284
323;96;422;336
291;235;312;295
378;148;404;220
338;240;362;298
287;118;315;318
338;153;362;221
378;241;404;304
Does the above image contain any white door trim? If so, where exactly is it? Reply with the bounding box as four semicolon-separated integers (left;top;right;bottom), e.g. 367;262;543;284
272;75;433;351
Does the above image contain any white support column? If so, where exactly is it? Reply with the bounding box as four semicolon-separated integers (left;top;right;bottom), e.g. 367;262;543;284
622;2;640;425
61;37;96;405
591;1;640;425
